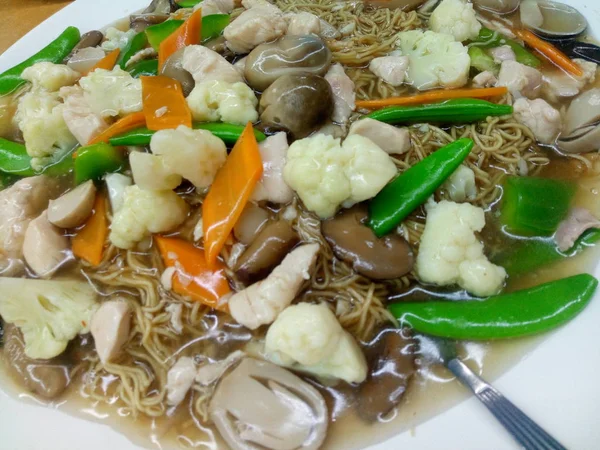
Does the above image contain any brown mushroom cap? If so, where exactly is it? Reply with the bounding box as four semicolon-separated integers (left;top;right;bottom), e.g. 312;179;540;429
259;73;333;139
160;47;195;97
321;205;414;280
245;35;332;92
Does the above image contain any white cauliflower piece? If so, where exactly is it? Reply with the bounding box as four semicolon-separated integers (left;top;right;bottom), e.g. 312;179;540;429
265;303;368;383
101;27;136;51
109;185;189;249
187;80;258;125
79;67;142;118
416;200;506;297
430;0;481;42
442;165;477;202
283;134;397;218
397;30;470;90
21;62;80;92
131;126;227;190
14;90;77;162
0;278;98;359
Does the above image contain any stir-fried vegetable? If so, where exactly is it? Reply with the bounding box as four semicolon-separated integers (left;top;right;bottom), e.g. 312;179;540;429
514;29;583;77
87;48;120;73
365;99;512;125
146;20;184;51
72;193;108;266
177;0;202;7
109;122;267;146
0;138;35;176
155;236;231;310
147;14;229;51
368;138;473;237
141;75;192;130
500;176;575;237
0;26;80;95
203;123;263;267
468;47;499;74
389;274;598;339
470;27;541;68
357;88;509;110
158;9;202;69
117;32;148;69
202;14;230;42
88;111;147;145
126;59;159;78
74;142;125;185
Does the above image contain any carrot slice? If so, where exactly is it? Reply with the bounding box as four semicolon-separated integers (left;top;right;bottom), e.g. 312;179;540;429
514;29;583;77
87;111;147;145
203;122;263;267
155;236;230;310
158;8;202;69
86;48;121;74
141;75;192;131
72;193;108;266
355;87;509;110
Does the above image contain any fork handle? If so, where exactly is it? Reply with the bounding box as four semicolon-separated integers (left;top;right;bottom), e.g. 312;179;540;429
447;358;567;450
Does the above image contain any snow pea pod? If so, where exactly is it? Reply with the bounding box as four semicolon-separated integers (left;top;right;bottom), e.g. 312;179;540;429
0;26;80;95
368;138;473;237
0;138;35;176
470;27;541;68
126;59;159;78
117;32;148;69
366;99;512;125
389;274;598;340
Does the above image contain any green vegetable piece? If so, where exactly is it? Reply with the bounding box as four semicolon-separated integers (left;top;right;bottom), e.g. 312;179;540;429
126;59;159;78
500;176;576;237
40;147;76;177
366;99;513;125
109;127;155;146
368;138;473;237
471;28;541;68
0;138;35;176
202;14;230;42
389;274;598;340
74;142;125;185
0;26;80;96
0;172;19;191
145;20;184;51
468;46;499;74
117;32;148;69
177;0;203;6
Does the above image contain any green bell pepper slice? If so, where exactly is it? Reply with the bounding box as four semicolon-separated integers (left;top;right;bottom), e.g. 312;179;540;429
146;20;185;51
117;32;148;69
126;59;159;78
74;142;125;185
177;0;203;7
41;147;76;177
202;14;230;42
368;138;473;237
500;176;576;237
0;138;35;176
389;274;598;340
366;99;513;125
145;15;231;51
0;26;81;95
468;46;499;74
470;28;541;68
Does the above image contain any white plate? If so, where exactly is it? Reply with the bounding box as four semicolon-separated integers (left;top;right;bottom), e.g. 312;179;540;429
1;0;600;448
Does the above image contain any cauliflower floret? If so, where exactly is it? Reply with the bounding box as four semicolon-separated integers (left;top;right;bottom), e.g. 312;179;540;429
265;303;368;384
131;126;227;190
0;278;98;359
283;134;397;218
397;30;470;90
441;165;477;202
187;80;258;125
79;67;142;118
416;200;506;297
101;27;136;52
14;90;77;163
430;0;481;42
21;62;80;92
109;185;189;249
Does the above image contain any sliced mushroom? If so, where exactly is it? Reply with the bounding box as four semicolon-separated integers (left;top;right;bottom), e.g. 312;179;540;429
47;180;96;229
90;299;131;365
160;47;195;97
558;88;600;154
210;358;328;450
143;0;179;14
23;211;70;278
66;47;106;74
235;220;300;284
244;35;332;92
130;14;170;32
472;0;521;14
358;328;416;422
322;205;414;280
521;0;586;39
63;30;103;63
259;73;333;139
233;203;270;245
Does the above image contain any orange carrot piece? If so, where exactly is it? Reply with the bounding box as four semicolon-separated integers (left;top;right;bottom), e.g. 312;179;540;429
87;111;147;145
141;75;192;131
155;236;230;310
355;87;509;110
72;194;108;266
158;8;202;69
203;122;263;267
514;29;583;77
87;48;121;74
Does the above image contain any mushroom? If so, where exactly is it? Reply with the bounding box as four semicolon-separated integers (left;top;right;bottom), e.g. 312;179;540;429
47;180;96;229
235;220;300;284
233;203;270;245
357;328;416;422
23;211;70;278
90;299;131;365
66;47;106;74
321;205;414;280
143;0;179;14
520;0;586;39
210;358;328;450
160;47;195;97
259;73;333;139
558;88;600;154
130;14;170;32
472;0;521;14
63;30;104;64
244;35;332;92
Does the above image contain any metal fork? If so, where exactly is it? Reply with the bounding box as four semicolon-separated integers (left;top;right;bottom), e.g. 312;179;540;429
418;335;567;450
